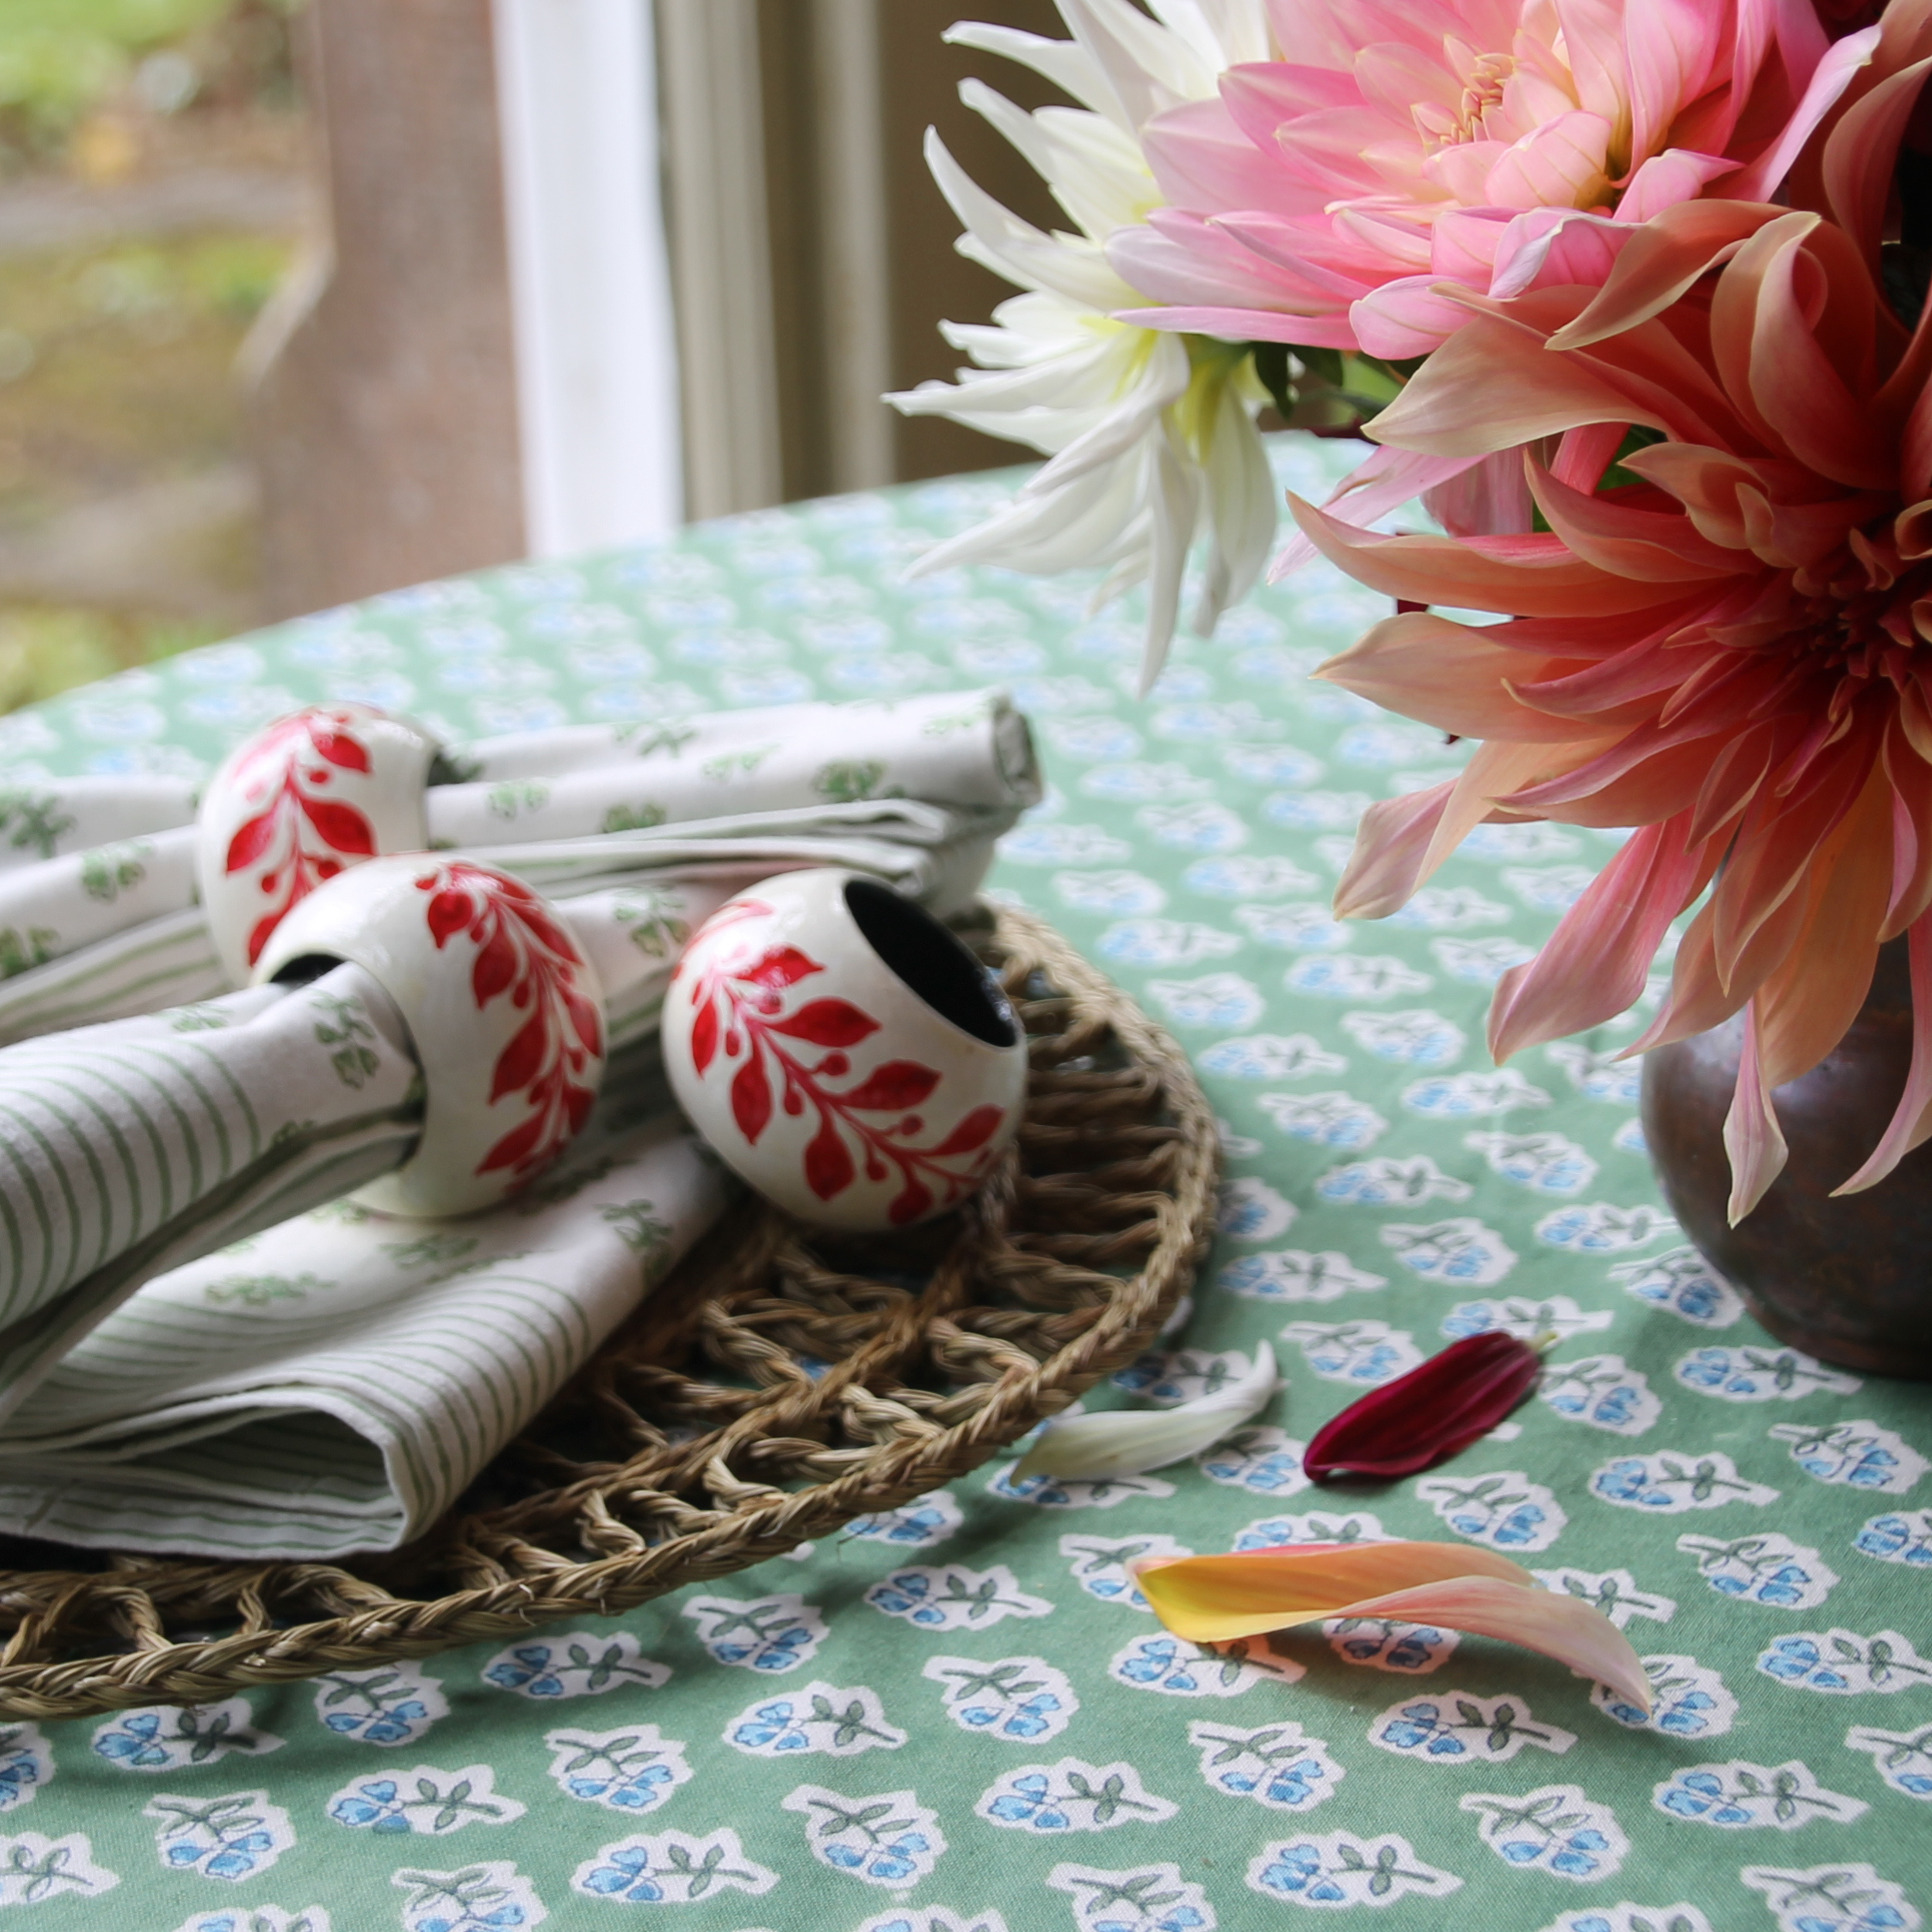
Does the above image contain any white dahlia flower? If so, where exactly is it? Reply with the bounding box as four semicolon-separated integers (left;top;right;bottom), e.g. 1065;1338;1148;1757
886;0;1277;693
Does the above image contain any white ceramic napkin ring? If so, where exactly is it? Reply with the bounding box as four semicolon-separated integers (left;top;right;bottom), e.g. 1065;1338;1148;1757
663;869;1026;1229
199;702;442;985
253;855;607;1217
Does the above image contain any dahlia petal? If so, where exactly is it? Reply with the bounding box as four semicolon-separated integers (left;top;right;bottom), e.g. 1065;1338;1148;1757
1685;718;1791;846
924;130;1136;311
1016;1344;1280;1481
900;461;1151;580
1743;230;1895;489
1526;458;1745;580
1303;1331;1543;1480
1757;0;1829;95
1512;631;1703;723
1549;420;1631;493
1706;213;1812;448
1134;1542;1532;1635
1433;206;1515;281
1426;137;1512;206
1734;482;1889;572
1209;212;1386;298
1192;376;1278;640
1346;0;1492;59
1615;146;1740;221
1287;495;1676;615
1319;613;1601;741
1821;53;1930;267
1218;61;1359;148
1327;207;1434;274
1489;595;1723;661
1903;379;1932;506
1504;701;1748;815
1726;22;1880;206
1552;0;1628;128
1713;719;1883;975
1370;299;1741;453
1546;743;1739;828
942;22;1121;127
1752;767;1893;1089
1489;815;1712;1062
1268;446;1484;580
1367;312;1662;457
1173;0;1274;66
1628;900;1751;1054
1109;218;1335;313
1027;336;1191;493
1331;781;1460;920
1896;679;1932;769
1876;258;1932;416
1419;740;1591;883
1614;444;1867;566
1481;109;1614;210
1132;1548;1653;1713
1422;448;1538;539
1140;426;1201;692
1882;726;1932;934
1351;38;1463;119
1113;302;1359;347
1059;0;1218;131
1547;199;1785;349
1488;206;1626;299
1623;0;1717;172
1718;850;1821;1005
1723;1002;1789;1223
1141;94;1301;211
1837;909;1932;1192
1350;277;1488;359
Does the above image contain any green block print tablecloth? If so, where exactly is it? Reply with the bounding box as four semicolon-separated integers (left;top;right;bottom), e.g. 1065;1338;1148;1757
1;437;1927;1932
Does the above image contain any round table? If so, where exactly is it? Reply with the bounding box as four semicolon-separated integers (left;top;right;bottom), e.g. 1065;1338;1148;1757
3;438;1927;1932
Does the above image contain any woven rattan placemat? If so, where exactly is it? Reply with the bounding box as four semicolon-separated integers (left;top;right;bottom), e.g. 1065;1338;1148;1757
0;906;1219;1718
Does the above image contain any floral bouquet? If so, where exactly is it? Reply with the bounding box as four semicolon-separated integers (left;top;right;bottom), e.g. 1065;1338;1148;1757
894;0;1932;1225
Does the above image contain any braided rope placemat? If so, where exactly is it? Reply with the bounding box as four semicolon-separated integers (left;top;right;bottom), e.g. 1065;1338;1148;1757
0;906;1219;1718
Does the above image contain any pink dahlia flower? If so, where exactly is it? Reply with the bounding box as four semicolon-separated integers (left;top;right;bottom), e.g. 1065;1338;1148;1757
1302;162;1932;1217
1110;0;1875;362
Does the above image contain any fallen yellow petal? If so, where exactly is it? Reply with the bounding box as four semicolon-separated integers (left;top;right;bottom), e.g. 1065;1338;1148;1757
1134;1543;1653;1715
1131;1542;1531;1630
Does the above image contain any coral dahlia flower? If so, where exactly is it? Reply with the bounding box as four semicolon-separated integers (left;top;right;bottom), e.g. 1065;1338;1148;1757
1303;179;1932;1218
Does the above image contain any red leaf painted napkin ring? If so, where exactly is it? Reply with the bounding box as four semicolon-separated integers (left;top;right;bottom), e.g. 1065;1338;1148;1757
663;869;1026;1229
254;855;606;1216
198;702;443;985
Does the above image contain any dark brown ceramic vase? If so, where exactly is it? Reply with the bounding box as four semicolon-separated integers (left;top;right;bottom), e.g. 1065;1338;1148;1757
1641;938;1932;1378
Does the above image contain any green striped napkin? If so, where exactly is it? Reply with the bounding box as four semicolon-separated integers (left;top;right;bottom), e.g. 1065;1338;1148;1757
0;1083;722;1558
0;966;422;1423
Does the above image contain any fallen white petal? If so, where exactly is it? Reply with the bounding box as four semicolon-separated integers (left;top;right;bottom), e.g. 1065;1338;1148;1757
1012;1342;1280;1481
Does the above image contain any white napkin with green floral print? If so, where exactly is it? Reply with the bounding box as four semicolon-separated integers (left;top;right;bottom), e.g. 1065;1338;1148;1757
0;688;1037;1043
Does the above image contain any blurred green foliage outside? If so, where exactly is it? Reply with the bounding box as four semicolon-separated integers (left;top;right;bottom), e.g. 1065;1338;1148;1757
0;0;291;168
0;0;300;714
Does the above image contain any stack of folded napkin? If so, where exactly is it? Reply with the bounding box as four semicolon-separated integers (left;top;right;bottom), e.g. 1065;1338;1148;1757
0;689;1037;1558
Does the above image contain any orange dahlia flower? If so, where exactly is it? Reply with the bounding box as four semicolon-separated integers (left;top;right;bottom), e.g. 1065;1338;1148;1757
1302;68;1932;1219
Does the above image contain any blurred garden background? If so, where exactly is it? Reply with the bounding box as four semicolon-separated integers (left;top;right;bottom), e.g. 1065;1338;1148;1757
0;0;1073;721
0;0;304;713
